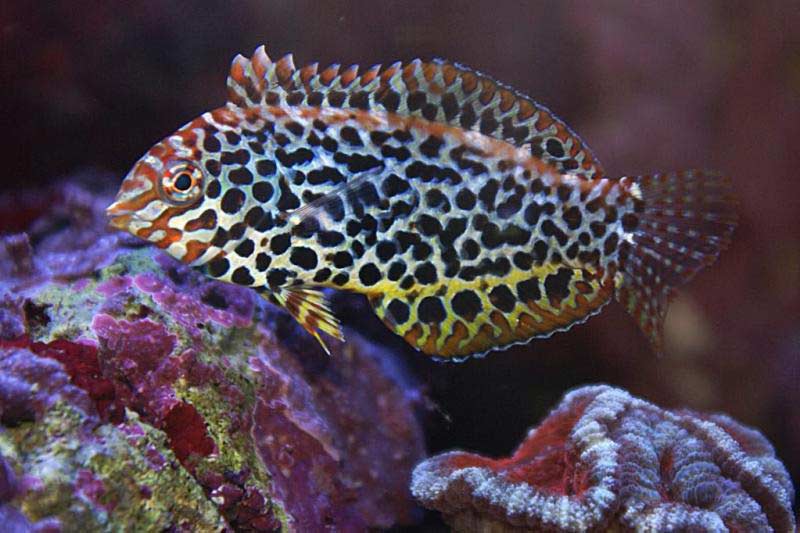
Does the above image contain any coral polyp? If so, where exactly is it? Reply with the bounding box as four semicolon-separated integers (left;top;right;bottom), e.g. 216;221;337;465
412;385;796;532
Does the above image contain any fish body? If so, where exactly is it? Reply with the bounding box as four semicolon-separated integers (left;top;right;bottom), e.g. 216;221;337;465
107;46;736;359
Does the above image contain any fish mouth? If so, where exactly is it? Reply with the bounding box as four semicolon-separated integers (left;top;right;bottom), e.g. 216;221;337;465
106;200;136;231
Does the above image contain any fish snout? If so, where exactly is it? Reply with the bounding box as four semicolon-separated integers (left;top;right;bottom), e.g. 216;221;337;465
106;206;133;231
105;193;140;230
106;167;158;231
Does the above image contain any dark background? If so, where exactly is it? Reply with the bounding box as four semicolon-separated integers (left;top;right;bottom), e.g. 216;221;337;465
2;0;798;519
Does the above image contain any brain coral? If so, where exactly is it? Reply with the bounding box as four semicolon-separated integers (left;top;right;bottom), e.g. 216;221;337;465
412;384;796;532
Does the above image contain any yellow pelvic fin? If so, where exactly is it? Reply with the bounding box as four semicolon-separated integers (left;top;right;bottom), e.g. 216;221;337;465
271;286;343;355
368;266;614;360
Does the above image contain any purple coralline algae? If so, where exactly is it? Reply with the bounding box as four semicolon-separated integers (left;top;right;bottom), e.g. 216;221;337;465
412;384;796;532
0;179;426;531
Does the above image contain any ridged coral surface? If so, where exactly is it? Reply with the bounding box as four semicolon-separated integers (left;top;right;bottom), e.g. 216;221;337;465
0;178;425;531
412;384;796;532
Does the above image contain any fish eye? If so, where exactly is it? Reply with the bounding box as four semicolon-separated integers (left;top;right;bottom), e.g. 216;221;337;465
159;162;204;205
174;172;193;191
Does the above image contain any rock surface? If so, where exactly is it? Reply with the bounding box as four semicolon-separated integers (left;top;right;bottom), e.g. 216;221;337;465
0;179;425;531
412;384;796;532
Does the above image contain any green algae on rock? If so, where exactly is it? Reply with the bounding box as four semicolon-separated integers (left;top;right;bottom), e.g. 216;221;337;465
0;179;426;531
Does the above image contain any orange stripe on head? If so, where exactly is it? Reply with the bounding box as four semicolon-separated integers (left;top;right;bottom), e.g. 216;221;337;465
138;204;184;241
184;209;217;232
108;160;162;220
183;240;211;264
152;229;184;248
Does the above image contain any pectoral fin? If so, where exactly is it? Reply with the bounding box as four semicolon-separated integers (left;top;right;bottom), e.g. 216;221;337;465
270;286;343;355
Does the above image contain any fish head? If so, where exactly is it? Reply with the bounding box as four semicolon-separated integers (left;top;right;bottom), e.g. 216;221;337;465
106;114;232;264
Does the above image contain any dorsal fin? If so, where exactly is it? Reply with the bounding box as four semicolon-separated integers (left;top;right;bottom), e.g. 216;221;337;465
226;45;604;180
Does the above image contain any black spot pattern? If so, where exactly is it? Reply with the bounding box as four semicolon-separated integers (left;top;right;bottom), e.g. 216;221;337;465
387;261;406;281
206;180;221;199
232;266;255;286
318;231;345;247
516;278;541;303
268;269;289;287
388;299;410;324
333;251;353;268
544;268;573;304
270;233;291;255
563;206;582;230
235;239;254;257
221;188;246;214
195;107;624;350
256;160;277;176
205;160;222;177
489;285;516;313
207;257;229;278
546;138;565;158
221;149;250;165
313;268;331;282
414;262;438;284
276;147;313;167
412;242;432;261
203;134;221;152
452;290;482;321
417;215;442;236
376;241;397;262
358;263;381;286
229;167;253;185
418;297;446;324
252;182;273;202
456;188;476;210
621;213;639;232
290;247;318;270
340;126;363;146
419;136;444;158
276;177;300;210
461;239;480;260
256;253;271;271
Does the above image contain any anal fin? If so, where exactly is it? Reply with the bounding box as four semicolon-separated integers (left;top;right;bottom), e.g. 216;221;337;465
271;286;344;355
368;267;614;360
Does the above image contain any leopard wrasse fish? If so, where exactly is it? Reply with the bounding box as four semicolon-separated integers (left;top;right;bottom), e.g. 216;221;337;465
106;45;736;359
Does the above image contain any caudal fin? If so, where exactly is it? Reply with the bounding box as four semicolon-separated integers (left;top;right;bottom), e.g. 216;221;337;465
615;171;737;354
